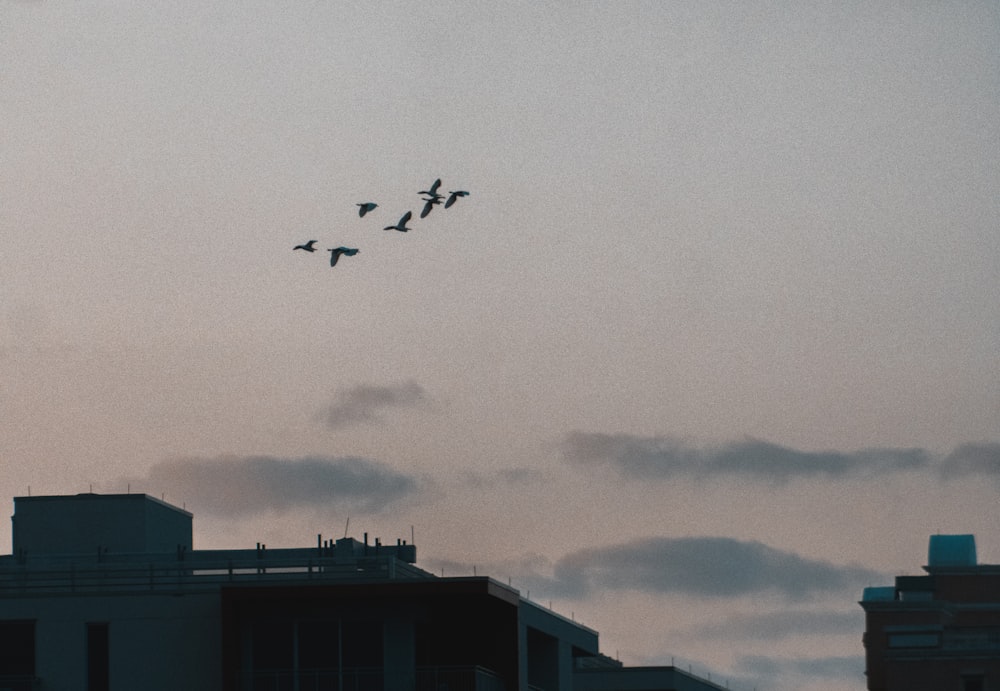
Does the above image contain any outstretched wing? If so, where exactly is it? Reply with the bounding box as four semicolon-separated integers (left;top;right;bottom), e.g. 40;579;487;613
384;211;412;232
445;191;468;208
419;178;442;196
328;247;359;267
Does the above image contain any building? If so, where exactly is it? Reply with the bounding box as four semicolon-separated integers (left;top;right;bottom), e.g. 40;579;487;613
0;493;731;691
860;534;1000;691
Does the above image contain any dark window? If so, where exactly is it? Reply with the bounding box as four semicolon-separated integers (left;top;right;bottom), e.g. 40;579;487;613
251;621;294;671
0;619;35;676
298;620;340;671
341;620;382;669
87;622;110;691
962;675;984;691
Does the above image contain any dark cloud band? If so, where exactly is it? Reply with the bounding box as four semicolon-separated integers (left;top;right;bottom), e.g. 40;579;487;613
563;432;930;481
323;381;427;428
131;455;418;516
548;536;880;599
940;442;1000;478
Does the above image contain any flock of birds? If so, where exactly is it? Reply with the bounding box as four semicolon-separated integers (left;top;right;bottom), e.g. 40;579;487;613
293;178;469;267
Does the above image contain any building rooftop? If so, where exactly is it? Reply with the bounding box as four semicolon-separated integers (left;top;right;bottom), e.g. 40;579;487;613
2;492;427;595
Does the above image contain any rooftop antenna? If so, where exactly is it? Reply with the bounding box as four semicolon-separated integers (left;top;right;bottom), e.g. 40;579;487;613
27;486;30;497
411;525;415;544
343;516;350;538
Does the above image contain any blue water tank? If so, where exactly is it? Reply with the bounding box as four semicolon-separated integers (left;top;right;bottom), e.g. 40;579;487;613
928;534;977;567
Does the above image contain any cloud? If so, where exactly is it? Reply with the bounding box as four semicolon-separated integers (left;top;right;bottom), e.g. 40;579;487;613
321;380;427;429
562;432;930;482
454;467;545;489
131;455;419;516
684;609;863;640
422;553;554;587
940;442;1000;479
738;654;864;681
545;536;880;600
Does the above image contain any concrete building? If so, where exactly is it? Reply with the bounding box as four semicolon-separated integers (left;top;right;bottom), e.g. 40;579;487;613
0;493;731;691
860;534;1000;691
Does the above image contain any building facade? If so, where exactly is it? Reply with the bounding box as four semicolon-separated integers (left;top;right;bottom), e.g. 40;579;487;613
861;534;1000;691
0;493;730;691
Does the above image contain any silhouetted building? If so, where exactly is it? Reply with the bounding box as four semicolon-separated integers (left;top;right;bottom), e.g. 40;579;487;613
0;493;731;691
861;534;1000;691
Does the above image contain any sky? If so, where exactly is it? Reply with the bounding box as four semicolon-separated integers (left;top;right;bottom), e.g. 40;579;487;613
2;2;998;689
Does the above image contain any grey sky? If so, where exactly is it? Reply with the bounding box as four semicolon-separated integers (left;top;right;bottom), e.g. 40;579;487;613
2;3;998;690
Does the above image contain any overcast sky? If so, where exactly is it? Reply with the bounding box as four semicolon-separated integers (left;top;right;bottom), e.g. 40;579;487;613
2;3;999;690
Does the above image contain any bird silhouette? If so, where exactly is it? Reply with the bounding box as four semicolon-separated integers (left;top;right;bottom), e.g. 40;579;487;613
384;211;413;232
418;178;443;200
328;247;359;267
356;202;378;217
444;190;469;208
420;196;443;218
293;240;318;252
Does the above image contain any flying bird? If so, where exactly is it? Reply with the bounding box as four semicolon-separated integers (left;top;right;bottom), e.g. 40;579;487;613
384;211;413;232
356;202;378;217
420;196;443;218
293;240;318;252
444;190;469;208
418;178;443;200
328;247;359;267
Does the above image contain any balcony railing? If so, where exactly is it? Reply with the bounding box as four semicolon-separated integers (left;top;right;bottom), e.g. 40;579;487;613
242;666;504;691
416;666;505;691
245;667;382;691
0;676;40;691
0;552;434;596
887;628;1000;656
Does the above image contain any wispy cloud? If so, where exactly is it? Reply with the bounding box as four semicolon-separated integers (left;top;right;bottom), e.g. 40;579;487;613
563;432;930;482
129;455;418;516
543;536;879;600
422;553;553;585
738;654;864;682
321;380;427;429
454;467;545;489
684;609;863;640
940;442;1000;479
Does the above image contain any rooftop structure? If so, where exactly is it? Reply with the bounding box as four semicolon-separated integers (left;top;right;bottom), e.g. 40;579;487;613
0;492;733;691
12;493;192;558
860;534;1000;691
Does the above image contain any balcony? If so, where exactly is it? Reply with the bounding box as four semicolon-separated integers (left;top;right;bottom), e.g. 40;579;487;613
242;666;504;691
0;550;434;596
0;676;40;691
